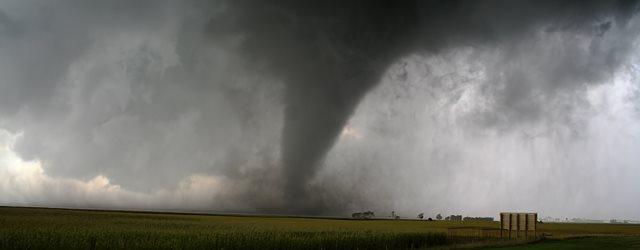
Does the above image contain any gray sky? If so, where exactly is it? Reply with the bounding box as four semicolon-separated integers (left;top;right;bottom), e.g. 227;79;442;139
0;0;639;220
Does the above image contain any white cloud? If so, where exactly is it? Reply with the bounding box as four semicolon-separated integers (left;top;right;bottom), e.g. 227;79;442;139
0;129;243;211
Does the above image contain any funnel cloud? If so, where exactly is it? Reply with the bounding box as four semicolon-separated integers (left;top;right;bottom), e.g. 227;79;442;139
211;0;640;212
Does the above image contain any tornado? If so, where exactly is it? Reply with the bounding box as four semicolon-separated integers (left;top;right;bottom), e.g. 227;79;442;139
210;1;420;211
211;0;639;213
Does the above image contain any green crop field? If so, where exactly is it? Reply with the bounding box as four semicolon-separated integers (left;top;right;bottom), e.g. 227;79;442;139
489;236;640;249
0;206;449;249
1;207;639;249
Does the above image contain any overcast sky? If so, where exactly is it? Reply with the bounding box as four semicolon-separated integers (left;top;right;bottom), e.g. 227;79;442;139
1;0;640;220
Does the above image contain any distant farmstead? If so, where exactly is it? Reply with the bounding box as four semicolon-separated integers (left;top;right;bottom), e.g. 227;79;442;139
352;211;375;219
463;217;494;222
445;215;463;221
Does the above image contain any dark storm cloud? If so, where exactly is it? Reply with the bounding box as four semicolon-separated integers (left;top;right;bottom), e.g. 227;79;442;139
209;0;639;212
209;1;423;211
0;0;175;116
0;0;284;195
0;0;639;216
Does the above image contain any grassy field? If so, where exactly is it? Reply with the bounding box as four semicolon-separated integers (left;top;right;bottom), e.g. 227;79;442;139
0;206;450;249
491;236;640;249
1;206;639;249
536;222;640;237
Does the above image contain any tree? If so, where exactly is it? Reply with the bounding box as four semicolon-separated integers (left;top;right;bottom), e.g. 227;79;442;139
436;214;442;220
363;211;374;219
353;211;375;219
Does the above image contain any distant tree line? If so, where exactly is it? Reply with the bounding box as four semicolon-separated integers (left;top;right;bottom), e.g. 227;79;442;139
350;211;493;222
463;216;494;222
352;211;374;219
445;215;462;221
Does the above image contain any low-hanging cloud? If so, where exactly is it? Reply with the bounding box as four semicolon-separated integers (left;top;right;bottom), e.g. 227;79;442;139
0;0;639;218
